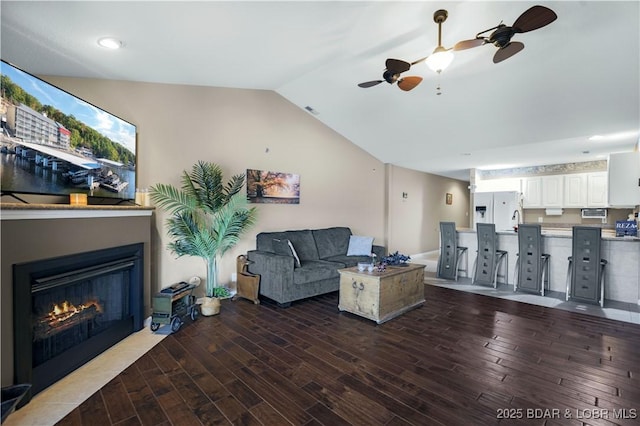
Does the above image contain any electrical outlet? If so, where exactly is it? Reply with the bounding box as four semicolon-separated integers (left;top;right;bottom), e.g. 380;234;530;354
538;217;543;223
231;272;237;282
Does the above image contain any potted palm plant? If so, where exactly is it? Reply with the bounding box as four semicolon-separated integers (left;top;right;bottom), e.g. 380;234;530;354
149;161;257;316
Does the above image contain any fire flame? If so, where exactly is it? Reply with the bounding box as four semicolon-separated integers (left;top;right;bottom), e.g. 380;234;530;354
48;299;102;323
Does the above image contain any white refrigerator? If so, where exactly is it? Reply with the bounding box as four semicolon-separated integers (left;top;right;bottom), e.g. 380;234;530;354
473;191;521;231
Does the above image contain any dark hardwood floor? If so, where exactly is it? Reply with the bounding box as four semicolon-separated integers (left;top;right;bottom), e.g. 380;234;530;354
57;284;640;426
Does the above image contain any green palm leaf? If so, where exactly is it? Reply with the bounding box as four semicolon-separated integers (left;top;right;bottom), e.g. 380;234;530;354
150;162;258;297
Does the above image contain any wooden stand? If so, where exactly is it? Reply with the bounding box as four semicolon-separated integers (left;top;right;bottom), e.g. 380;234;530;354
233;255;260;304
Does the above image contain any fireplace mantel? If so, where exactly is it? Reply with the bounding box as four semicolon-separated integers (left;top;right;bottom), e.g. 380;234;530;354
0;203;154;220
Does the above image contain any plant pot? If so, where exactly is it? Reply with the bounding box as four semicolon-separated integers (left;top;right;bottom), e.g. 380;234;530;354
200;297;221;316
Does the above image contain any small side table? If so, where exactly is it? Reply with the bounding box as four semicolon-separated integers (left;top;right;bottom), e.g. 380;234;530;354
233;255;260;304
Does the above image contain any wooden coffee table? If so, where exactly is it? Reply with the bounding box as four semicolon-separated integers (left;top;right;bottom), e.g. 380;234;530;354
338;263;425;324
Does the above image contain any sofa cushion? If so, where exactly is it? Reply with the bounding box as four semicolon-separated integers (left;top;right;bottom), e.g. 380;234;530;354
284;230;319;261
312;227;352;259
256;231;289;253
346;235;374;256
272;238;301;267
293;260;343;285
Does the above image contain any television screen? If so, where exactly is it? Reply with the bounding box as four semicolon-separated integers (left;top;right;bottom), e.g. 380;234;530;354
0;60;137;202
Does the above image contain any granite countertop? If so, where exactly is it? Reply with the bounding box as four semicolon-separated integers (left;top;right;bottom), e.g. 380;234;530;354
458;227;639;241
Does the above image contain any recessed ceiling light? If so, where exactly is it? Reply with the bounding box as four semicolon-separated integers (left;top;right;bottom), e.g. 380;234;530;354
97;37;123;50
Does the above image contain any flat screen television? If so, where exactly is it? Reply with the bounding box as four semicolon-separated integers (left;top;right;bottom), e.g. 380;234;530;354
0;59;137;203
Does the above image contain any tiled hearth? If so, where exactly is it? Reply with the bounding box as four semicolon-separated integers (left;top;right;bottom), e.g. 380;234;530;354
4;324;167;426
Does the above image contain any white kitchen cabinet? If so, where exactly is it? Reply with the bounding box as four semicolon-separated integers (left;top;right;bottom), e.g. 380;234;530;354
563;172;608;208
608;151;640;207
522;177;542;208
587;172;608;207
541;175;564;208
563;173;587;208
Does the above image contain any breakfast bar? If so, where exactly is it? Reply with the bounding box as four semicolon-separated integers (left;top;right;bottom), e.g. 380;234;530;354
456;228;640;304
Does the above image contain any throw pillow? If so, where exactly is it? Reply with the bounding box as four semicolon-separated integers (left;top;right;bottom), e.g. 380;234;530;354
287;240;302;268
346;235;374;256
272;238;301;267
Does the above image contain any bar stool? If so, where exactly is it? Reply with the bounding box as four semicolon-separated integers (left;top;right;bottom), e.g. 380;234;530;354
472;223;508;288
437;222;468;281
513;224;550;296
566;226;607;307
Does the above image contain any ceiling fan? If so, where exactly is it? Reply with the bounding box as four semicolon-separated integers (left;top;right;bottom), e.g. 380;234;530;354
454;5;558;63
357;9;453;91
357;58;425;91
358;5;557;90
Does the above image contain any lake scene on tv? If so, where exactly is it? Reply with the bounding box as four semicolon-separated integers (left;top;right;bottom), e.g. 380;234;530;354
0;60;137;202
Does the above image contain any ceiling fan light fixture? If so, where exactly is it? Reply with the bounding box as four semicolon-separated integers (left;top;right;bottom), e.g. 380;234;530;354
425;9;454;74
425;48;454;73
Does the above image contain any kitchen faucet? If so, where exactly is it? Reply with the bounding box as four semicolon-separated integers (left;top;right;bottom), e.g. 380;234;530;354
512;209;521;231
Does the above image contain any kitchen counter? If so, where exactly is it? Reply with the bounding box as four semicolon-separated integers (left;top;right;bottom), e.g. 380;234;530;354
456;228;639;304
458;227;638;241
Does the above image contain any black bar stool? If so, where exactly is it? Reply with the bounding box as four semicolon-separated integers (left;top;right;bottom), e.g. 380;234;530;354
513;224;550;295
437;222;467;281
565;226;607;307
472;223;508;288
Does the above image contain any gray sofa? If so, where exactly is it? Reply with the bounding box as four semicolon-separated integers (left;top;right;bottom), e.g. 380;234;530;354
247;227;386;307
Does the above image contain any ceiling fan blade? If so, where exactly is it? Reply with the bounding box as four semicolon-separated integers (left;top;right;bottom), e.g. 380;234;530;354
358;80;384;88
512;5;557;33
397;76;423;91
386;58;411;74
453;38;485;51
493;41;524;63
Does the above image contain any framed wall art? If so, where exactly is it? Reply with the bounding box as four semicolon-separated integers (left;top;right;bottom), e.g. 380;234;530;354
247;169;300;204
446;193;453;205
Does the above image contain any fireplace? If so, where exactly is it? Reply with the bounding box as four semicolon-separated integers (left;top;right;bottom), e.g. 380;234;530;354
12;243;144;404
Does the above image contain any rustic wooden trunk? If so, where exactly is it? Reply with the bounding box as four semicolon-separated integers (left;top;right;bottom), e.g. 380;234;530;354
338;263;425;323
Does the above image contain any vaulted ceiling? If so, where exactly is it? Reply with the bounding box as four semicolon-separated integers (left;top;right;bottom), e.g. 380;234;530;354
2;1;638;181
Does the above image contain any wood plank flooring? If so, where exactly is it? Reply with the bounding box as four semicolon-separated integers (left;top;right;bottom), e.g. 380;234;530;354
56;284;640;426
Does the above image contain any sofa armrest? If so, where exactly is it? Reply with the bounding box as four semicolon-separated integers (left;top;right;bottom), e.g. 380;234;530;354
247;250;294;303
372;245;386;259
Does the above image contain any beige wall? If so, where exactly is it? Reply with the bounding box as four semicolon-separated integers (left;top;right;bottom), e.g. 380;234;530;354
386;164;470;254
33;76;466;292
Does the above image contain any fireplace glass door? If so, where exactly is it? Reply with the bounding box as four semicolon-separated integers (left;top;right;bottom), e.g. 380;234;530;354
32;267;131;367
13;243;144;402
